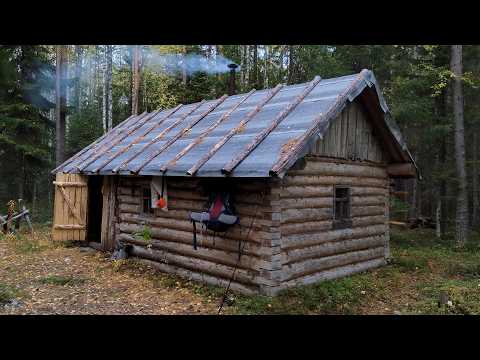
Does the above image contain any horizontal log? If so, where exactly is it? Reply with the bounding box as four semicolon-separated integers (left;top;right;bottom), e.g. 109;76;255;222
119;203;140;214
119;207;273;231
282;224;387;250
117;212;272;241
118;190;272;208
387;163;416;178
283;246;385;282
118;194;140;205
118;194;272;219
350;205;385;217
54;224;86;230
281;257;386;288
281;197;333;210
118;233;269;270
349;187;388;196
351;195;385;206
281;208;333;224
351;215;386;227
128;245;265;287
133;257;258;295
284;235;386;265
118;186;142;197
280;220;333;236
53;181;87;187
117;222;269;254
287;161;387;179
284;175;387;188
280;185;333;199
303;156;387;168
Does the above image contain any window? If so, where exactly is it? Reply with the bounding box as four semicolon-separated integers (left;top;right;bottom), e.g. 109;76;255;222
333;186;351;229
142;187;154;214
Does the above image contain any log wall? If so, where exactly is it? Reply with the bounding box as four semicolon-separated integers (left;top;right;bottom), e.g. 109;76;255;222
114;176;278;294
273;156;390;292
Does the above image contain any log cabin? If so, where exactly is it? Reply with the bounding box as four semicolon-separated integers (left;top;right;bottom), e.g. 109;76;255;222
51;69;418;295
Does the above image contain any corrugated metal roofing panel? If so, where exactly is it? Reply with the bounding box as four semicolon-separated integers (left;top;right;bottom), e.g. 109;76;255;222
54;69;416;178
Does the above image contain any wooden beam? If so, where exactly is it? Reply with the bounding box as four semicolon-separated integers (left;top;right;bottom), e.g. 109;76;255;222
52;181;87;187
160;89;256;173
114;100;206;173
387;163;416;178
222;76;322;175
186;84;284;176
133;95;228;174
92;104;183;172
54;224;86;230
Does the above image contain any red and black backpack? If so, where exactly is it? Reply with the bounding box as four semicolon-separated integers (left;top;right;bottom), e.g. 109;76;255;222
189;191;239;250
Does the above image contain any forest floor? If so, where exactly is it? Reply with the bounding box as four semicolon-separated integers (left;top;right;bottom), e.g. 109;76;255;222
1;225;480;315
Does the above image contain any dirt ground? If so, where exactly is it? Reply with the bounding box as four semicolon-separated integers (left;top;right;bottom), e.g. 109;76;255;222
0;227;221;315
2;225;480;315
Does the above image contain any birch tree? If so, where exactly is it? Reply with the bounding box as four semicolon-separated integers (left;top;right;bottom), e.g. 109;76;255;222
131;45;141;115
102;45;113;133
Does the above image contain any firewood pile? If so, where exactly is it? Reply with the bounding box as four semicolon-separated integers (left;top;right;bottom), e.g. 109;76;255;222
389;217;436;229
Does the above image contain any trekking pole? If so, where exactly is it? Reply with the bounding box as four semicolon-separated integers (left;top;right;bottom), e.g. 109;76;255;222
218;182;267;314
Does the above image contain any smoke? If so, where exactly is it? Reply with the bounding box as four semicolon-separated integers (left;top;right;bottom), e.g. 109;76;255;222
144;48;239;76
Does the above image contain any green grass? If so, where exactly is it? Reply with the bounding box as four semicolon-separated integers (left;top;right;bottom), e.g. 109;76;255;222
0;224;55;254
225;228;480;315
0;282;24;305
38;275;87;286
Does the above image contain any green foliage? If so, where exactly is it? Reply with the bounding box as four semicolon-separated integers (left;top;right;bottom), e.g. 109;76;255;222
224;228;480;315
134;226;152;242
0;282;19;305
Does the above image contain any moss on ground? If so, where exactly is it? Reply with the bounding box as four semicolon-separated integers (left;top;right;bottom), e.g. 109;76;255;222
226;228;480;315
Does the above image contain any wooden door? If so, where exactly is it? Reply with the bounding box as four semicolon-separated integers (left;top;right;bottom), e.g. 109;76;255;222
52;173;88;241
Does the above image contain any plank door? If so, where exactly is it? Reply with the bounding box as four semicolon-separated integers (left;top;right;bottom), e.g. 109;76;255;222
52;173;88;241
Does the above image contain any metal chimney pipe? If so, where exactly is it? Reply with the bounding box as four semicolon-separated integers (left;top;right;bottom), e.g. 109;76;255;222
227;63;238;96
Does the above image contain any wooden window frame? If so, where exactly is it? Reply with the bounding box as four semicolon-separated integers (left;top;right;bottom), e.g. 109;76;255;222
333;185;352;230
141;186;154;215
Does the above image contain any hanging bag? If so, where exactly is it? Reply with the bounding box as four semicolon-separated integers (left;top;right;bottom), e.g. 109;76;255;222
190;191;239;250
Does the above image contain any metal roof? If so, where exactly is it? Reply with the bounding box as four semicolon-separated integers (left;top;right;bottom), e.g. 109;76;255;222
53;69;415;178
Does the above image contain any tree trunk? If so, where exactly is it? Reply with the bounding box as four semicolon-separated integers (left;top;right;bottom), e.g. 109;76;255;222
32;179;37;218
55;45;67;166
244;45;249;88
108;46;113;130
240;45;246;89
131;45;141;116
264;45;269;89
250;45;258;88
287;45;295;84
436;198;441;238
182;45;188;86
451;45;469;245
102;45;113;133
74;45;82;113
472;127;479;228
102;47;107;133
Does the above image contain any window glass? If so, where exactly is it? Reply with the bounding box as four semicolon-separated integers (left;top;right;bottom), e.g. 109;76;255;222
333;186;351;229
142;187;154;214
